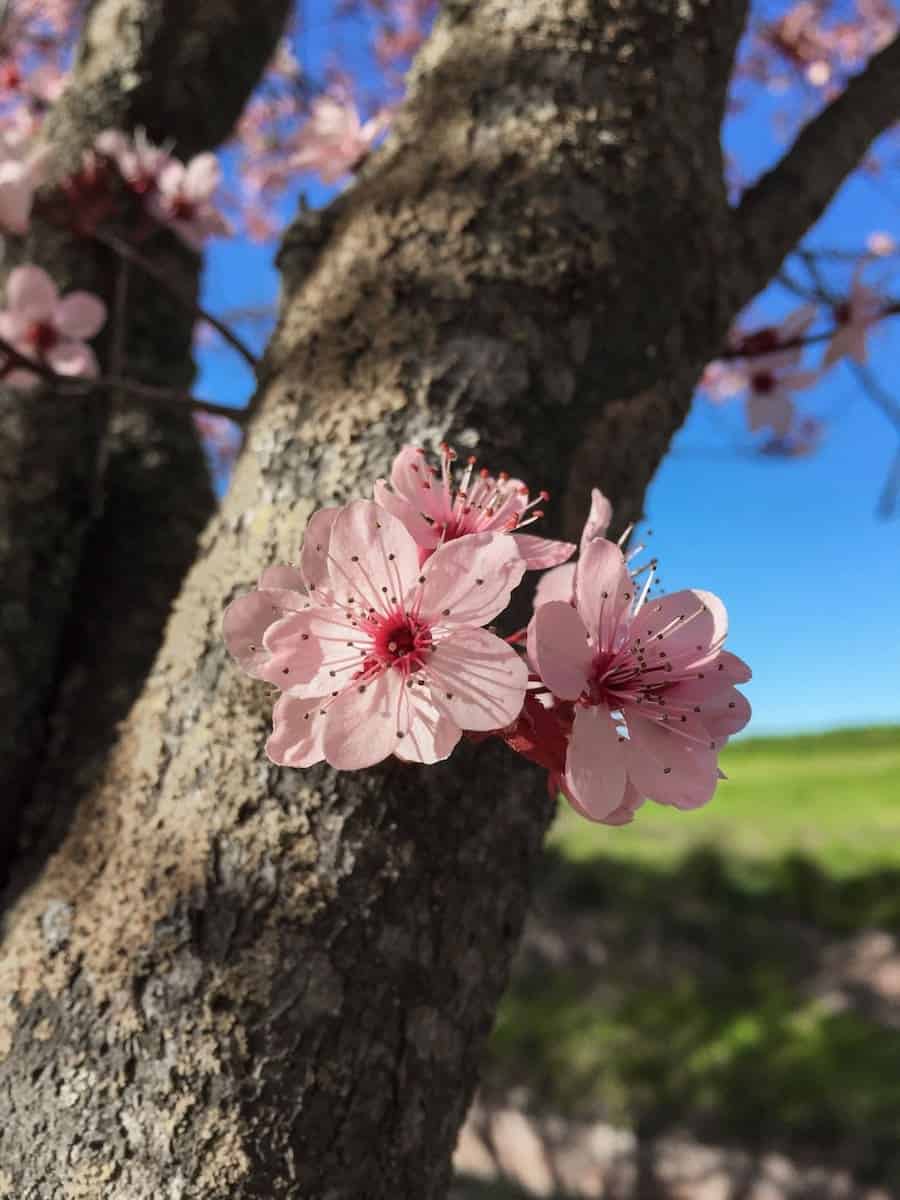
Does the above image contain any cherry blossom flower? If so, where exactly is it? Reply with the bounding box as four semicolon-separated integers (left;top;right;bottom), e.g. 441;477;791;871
527;538;751;821
0;265;106;387
235;500;529;770
703;305;820;438
374;444;576;570
824;271;881;367
148;154;232;249
0;134;48;235
291;94;389;184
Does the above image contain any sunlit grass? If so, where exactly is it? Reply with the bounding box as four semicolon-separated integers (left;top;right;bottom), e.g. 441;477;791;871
482;726;900;1187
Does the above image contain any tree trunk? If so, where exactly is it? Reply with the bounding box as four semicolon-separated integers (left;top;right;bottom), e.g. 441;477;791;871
0;1;885;1195
0;0;291;889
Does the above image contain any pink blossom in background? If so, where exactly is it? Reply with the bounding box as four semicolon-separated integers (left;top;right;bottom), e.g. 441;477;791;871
291;93;390;184
148;154;233;250
702;305;820;439
527;536;751;822
824;270;882;366
0;134;48;234
230;500;529;770
745;362;820;438
0;265;106;387
867;231;896;257
374;444;576;569
95;129;174;195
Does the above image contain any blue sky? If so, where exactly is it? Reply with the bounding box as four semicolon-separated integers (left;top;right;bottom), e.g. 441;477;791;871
196;4;900;737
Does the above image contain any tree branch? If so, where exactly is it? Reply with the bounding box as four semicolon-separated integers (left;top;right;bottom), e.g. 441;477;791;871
735;33;900;298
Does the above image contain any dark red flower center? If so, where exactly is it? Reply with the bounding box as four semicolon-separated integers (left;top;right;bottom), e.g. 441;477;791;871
169;195;196;220
371;614;433;673
25;322;59;354
751;370;775;394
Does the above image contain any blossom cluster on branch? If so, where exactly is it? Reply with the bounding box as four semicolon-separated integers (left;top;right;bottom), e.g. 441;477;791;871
225;446;752;826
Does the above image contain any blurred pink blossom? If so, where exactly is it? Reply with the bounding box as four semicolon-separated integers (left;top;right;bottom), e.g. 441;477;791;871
291;94;390;184
148;154;233;249
0;265;106;388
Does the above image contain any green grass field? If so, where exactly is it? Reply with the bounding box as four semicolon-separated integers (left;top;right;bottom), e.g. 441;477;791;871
481;726;900;1188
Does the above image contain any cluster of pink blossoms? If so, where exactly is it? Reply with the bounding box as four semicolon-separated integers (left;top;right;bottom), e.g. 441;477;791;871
702;278;886;449
225;445;752;826
0;126;232;388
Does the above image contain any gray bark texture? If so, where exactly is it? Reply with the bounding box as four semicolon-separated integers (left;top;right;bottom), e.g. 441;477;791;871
0;0;291;887
0;1;895;1197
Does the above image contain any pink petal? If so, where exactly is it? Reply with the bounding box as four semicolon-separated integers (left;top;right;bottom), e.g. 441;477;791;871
564;705;627;820
418;532;526;628
527;601;591;701
513;534;576;570
695;687;752;743
534;562;576;609
47;340;99;379
326;500;419;615
632;589;727;670
625;714;718;810
394;688;461;764
258;564;306;591
157;161;186;197
748;392;793;436
223;587;308;678
779;303;817;343
299;506;340;597
8;265;57;320
259;606;357;695
266;694;327;767
323;668;403;769
715;650;752;684
389;445;445;520
581;488;613;551
184;153;221;199
598;781;646;826
54;292;106;340
427;627;528;732
575;538;633;650
0;175;32;235
373;478;438;548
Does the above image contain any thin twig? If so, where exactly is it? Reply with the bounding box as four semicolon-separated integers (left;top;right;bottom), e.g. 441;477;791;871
0;332;246;424
877;445;900;518
91;257;131;516
92;229;260;371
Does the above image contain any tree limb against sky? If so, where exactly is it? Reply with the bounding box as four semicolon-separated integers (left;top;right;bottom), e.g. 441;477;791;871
0;0;898;1195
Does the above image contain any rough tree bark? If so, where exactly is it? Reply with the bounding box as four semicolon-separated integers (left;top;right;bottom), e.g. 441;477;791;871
0;0;291;888
1;2;898;1197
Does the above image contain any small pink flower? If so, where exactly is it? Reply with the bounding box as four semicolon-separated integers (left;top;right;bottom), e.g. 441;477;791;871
374;444;576;570
232;500;529;770
824;271;882;367
148;154;232;250
291;94;389;184
527;538;751;820
0;266;106;388
0;136;49;235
